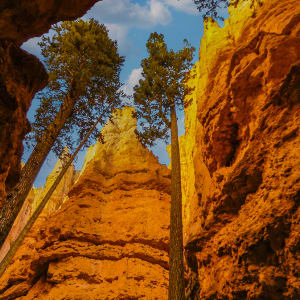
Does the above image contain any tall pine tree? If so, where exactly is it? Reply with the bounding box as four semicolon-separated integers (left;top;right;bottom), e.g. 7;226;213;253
133;32;194;300
0;19;124;247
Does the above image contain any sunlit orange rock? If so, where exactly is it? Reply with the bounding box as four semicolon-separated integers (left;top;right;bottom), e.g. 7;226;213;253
182;0;300;298
0;107;171;299
0;154;78;263
1;0;299;298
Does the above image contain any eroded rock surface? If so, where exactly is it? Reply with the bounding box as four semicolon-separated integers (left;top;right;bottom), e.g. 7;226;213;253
0;42;48;206
0;107;171;299
0;155;78;263
182;0;300;298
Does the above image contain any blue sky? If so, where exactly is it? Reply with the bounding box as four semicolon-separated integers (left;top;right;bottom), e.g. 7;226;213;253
22;0;205;187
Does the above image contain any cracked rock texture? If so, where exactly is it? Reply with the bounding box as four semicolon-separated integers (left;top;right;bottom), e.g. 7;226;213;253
0;0;100;206
182;0;300;299
0;107;171;300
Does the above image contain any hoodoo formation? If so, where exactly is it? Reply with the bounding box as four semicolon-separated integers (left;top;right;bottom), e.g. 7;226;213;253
0;0;299;299
0;107;171;299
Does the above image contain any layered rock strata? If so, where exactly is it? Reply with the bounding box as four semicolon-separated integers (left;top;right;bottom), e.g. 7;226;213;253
0;156;78;262
182;0;300;299
0;0;100;206
0;107;171;299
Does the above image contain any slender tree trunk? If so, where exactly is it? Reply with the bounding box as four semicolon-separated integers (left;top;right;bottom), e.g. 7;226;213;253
0;93;77;248
0;114;102;276
168;105;185;300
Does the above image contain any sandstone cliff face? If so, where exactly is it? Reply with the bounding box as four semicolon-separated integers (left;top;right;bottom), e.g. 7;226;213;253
0;0;100;206
182;0;300;298
0;107;171;300
1;1;299;299
0;156;78;263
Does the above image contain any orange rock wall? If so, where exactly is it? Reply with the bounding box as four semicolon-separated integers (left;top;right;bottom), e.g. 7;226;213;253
182;0;300;298
0;157;78;263
0;108;171;299
1;0;300;299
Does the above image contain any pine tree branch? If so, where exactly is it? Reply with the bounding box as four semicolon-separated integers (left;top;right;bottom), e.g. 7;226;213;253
159;98;171;128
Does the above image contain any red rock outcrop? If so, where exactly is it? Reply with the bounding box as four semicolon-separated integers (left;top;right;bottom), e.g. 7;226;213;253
0;42;48;206
0;107;171;299
0;0;100;206
0;1;99;44
181;0;300;298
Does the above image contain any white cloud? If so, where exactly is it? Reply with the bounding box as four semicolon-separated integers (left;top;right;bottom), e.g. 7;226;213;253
164;0;198;15
85;0;171;28
123;68;143;96
22;0;197;59
21;29;56;60
150;0;172;25
21;37;42;57
84;0;171;54
105;23;128;43
104;23;131;53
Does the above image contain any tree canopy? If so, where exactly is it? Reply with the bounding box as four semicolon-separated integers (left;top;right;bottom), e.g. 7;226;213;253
26;19;125;156
0;19;124;249
134;32;195;145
